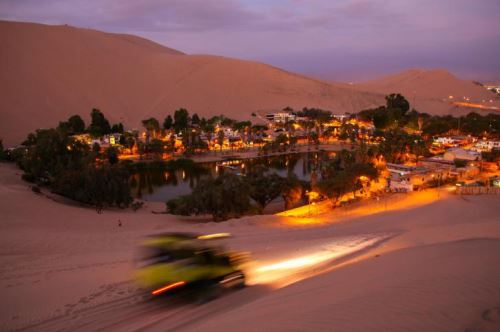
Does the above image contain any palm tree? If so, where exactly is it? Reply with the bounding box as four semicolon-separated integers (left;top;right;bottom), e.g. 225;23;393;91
142;118;160;139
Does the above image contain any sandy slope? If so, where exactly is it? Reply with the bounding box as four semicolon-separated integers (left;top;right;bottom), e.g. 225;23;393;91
0;20;384;146
194;239;500;332
1;161;499;331
356;69;500;115
2;21;497;146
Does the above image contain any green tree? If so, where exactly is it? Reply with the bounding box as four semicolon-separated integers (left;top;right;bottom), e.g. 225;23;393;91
281;174;303;210
88;108;111;137
317;162;377;206
68;115;86;134
167;173;252;221
163;115;173;130
111;123;124;133
217;130;225;152
106;146;119;165
385;93;410;116
57;115;87;136
191;113;201;125
274;133;290;152
147;139;165;159
174;108;190;133
246;167;286;212
92;142;101;155
19;129;90;180
377;130;427;163
317;170;351;205
53;164;132;211
120;132;136;151
422;116;454;136
142;118;160;138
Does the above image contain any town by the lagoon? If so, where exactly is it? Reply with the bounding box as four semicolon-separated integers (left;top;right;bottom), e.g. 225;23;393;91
3;93;499;220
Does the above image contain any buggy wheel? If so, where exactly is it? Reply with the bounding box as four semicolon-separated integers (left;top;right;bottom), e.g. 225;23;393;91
221;271;246;289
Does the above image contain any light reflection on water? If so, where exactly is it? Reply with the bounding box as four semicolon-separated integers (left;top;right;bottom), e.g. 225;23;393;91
130;151;337;202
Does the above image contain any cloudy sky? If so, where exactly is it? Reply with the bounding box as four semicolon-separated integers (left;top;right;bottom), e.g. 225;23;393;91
1;0;499;81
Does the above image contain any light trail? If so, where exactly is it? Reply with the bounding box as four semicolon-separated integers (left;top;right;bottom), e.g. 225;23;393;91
452;101;499;111
247;235;390;287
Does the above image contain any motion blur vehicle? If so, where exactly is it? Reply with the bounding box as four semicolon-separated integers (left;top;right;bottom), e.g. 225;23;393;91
135;232;247;301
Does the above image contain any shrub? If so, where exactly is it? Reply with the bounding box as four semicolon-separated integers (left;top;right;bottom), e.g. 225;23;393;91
52;164;132;209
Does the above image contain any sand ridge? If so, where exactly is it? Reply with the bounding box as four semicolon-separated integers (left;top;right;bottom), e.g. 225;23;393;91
4;21;498;146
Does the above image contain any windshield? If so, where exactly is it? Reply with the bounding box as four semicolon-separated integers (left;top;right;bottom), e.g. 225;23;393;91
137;246;194;267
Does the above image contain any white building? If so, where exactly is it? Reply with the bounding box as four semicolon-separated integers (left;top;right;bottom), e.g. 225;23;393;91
386;163;448;191
433;136;471;146
265;112;296;123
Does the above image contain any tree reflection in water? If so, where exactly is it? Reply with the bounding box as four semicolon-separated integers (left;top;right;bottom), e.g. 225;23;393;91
130;152;336;202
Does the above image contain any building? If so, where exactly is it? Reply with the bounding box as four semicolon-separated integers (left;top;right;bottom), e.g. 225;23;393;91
265;112;296;123
443;148;481;161
332;114;349;121
474;140;500;152
386;163;450;192
71;133;122;148
433;136;472;147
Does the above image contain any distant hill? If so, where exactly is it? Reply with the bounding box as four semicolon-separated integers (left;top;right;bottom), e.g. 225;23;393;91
355;69;499;115
0;20;383;145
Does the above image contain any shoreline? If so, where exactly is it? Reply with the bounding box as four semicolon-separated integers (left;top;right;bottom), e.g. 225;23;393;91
122;141;352;164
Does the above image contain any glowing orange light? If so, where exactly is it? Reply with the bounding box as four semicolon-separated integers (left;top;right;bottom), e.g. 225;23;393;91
197;233;231;240
151;281;186;296
306;191;320;200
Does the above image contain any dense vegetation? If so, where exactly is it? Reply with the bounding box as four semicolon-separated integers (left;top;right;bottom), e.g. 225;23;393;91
316;148;379;206
14;110;133;211
166;169;306;221
138;109;269;157
3;92;498;216
166;146;380;221
358;94;499;138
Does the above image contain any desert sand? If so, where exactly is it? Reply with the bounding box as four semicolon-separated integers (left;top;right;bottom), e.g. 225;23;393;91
0;20;384;146
2;20;498;146
1;161;499;331
356;69;500;115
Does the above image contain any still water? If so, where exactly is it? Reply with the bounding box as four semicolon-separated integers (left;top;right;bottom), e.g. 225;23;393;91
130;151;336;202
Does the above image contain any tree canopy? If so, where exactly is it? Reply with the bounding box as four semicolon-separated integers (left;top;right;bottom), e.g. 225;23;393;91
163;115;173;130
246;167;286;212
174;108;190;133
167;173;252;221
87;108;111;137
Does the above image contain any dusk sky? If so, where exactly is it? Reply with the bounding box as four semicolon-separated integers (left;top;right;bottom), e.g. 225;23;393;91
1;0;499;82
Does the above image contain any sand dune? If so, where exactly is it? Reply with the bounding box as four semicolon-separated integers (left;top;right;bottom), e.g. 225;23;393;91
1;161;500;331
2;20;498;146
356;69;500;115
195;239;500;332
0;20;384;146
